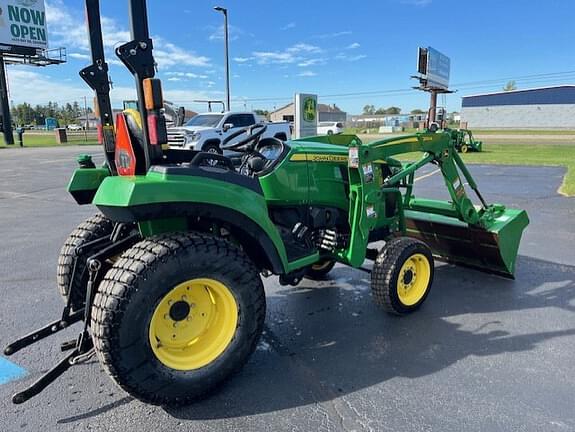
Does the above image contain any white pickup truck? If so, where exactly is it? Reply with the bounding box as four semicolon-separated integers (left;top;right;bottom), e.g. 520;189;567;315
167;111;291;152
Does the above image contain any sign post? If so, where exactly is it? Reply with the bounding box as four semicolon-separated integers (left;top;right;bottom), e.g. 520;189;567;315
294;93;317;139
0;52;13;144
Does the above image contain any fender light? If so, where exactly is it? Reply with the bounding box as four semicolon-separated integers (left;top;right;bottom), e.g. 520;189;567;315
147;113;168;146
143;78;168;145
143;78;164;110
114;113;136;176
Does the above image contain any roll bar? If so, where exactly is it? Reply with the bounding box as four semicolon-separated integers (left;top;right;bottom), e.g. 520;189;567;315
81;0;164;173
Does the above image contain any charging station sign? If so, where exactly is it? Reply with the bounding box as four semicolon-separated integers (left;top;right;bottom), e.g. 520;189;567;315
0;0;48;50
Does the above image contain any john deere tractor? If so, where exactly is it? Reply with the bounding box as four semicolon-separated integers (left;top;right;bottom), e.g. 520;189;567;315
5;0;528;406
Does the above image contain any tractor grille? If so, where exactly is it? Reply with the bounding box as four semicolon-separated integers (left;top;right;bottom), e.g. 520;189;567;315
167;131;185;147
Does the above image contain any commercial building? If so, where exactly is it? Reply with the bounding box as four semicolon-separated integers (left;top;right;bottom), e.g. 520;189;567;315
270;103;346;123
461;85;575;129
348;113;426;129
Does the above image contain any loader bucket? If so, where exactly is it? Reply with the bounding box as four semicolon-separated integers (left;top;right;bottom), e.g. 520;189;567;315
404;208;529;278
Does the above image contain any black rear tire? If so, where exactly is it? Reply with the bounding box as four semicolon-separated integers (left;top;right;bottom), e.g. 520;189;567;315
91;233;266;405
305;259;336;280
57;214;114;312
371;237;434;315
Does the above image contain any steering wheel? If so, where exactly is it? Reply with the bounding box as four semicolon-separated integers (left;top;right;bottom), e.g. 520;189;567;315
221;123;267;152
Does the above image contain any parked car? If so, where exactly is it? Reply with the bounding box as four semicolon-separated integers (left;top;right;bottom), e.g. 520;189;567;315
67;124;83;131
317;121;344;135
167;111;291;153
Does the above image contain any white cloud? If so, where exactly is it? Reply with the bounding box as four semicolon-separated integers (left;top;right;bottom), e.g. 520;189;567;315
233;57;253;63
6;67;136;105
69;53;91;60
45;0;210;70
153;39;211;68
315;31;352;39
168;77;182;82
287;43;322;54
208;24;244;42
252;51;295;64
252;43;323;65
165;72;209;79
335;53;367;62
297;58;325;67
297;71;317;77
347;42;361;49
7;67;218;107
281;22;296;30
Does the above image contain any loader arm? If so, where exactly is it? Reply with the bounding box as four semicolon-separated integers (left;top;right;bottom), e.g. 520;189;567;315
343;131;528;277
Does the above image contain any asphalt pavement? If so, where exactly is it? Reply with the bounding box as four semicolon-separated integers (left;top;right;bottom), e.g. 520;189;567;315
0;145;574;431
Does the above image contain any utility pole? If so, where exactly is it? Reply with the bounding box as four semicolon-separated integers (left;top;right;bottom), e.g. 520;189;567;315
214;6;231;111
0;53;15;145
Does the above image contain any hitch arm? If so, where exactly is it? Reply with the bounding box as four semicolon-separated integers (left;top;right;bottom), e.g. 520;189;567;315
12;348;84;405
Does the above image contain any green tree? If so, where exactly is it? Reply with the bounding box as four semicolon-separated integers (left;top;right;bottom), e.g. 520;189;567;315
503;80;517;92
411;109;425;114
362;104;376;115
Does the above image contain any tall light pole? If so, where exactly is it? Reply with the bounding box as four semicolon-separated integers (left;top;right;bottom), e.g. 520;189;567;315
214;6;231;111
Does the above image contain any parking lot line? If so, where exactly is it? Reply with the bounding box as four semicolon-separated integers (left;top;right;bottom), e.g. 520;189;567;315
0;357;27;385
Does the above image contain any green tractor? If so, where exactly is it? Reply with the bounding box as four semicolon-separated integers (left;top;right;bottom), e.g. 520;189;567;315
447;128;483;153
5;0;528;406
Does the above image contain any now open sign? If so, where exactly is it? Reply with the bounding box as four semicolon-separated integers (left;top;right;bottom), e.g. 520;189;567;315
0;0;48;50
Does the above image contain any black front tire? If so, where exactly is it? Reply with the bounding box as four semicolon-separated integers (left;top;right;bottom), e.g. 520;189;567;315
57;214;114;312
371;237;434;315
305;259;336;280
91;233;266;405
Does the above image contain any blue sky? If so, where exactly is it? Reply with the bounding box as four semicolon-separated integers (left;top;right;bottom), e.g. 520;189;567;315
7;0;575;114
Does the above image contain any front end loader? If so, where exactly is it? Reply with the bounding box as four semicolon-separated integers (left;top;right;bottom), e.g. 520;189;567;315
5;0;528;406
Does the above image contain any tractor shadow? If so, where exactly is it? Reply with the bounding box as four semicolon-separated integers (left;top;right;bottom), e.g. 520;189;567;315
166;255;575;421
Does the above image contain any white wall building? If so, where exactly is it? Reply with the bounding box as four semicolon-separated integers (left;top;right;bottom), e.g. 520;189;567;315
461;85;575;129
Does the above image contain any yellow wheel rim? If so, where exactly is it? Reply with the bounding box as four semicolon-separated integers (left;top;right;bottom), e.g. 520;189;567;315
461;144;469;153
397;253;431;306
148;278;238;371
311;260;332;271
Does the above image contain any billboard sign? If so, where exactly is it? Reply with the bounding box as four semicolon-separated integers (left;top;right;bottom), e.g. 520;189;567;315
0;0;48;51
417;47;450;90
294;93;317;139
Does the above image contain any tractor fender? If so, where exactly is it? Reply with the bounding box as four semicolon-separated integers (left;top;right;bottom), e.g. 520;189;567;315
92;170;289;273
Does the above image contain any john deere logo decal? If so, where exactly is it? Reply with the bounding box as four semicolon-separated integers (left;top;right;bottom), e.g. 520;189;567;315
303;97;316;122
